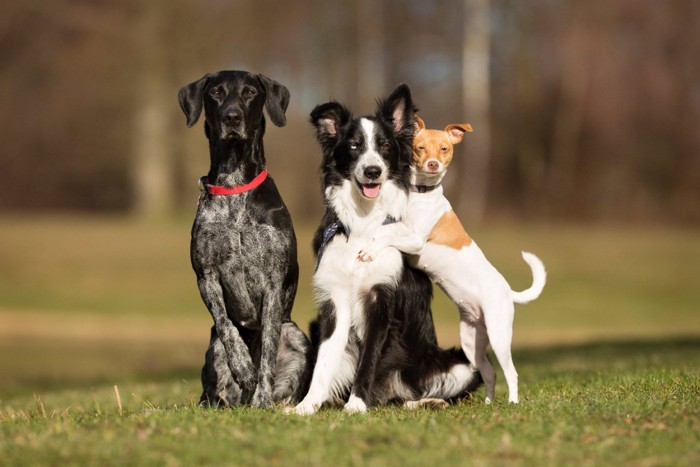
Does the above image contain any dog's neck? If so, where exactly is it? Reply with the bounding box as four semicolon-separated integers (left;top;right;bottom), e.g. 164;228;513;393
327;180;407;237
411;166;447;187
206;126;267;187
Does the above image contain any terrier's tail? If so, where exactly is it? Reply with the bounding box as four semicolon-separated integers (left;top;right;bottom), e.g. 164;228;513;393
510;251;547;304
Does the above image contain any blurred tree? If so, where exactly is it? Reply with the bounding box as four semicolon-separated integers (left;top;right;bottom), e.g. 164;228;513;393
356;0;386;109
131;1;174;218
459;0;491;223
1;0;698;223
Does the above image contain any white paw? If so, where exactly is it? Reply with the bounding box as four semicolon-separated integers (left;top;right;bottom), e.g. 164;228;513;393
485;397;492;405
285;401;318;416
343;394;367;414
357;244;380;262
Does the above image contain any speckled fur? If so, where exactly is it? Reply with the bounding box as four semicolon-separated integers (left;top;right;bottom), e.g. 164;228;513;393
178;70;311;408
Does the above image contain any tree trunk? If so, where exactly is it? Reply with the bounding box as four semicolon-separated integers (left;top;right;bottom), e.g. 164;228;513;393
131;2;173;219
459;0;491;224
356;0;385;108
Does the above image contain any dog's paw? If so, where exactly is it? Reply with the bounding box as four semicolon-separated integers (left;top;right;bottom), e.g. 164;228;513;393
233;371;257;394
285;401;318;416
251;389;273;408
404;398;449;410
343;394;367;414
357;245;380;262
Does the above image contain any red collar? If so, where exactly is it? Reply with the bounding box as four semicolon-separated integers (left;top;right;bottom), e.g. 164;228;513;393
198;169;268;195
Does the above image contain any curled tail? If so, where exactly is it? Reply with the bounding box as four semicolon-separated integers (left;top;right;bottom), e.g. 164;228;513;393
510;251;547;304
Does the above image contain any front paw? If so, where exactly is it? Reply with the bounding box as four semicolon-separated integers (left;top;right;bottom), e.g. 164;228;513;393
251;388;272;408
357;245;380;262
237;373;257;394
285;401;318;416
344;394;367;414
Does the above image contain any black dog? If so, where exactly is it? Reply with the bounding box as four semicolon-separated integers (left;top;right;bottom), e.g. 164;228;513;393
178;70;311;407
289;84;482;415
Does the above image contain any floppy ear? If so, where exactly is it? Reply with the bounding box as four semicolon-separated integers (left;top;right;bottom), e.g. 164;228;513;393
309;101;352;149
178;74;210;127
257;74;290;127
377;83;416;139
444;123;473;145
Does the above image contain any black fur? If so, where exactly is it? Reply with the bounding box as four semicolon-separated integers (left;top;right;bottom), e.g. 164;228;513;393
178;70;311;408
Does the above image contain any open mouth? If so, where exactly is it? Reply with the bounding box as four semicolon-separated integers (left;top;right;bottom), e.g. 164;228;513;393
357;181;382;199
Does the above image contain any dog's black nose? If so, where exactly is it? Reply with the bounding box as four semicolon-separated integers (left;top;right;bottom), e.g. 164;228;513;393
223;110;243;126
364;166;382;180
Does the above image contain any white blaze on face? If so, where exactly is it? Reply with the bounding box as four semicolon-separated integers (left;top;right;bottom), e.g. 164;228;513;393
354;119;388;199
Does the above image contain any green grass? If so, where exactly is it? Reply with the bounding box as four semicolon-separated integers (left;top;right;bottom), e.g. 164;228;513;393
1;215;699;465
1;340;698;466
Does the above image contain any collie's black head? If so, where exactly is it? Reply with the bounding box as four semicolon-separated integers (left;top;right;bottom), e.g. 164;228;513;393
310;83;416;198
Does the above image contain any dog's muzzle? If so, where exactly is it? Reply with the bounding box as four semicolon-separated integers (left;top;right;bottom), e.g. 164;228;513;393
356;165;385;199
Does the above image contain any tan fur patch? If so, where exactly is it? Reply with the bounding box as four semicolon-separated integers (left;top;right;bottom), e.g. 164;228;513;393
427;210;472;249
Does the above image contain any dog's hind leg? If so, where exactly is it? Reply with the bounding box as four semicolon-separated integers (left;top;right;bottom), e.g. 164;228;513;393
199;326;242;408
483;300;519;403
197;273;257;399
272;322;313;405
459;303;497;404
415;348;482;401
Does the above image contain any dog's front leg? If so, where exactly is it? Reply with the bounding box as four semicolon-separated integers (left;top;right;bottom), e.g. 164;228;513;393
344;285;392;413
250;296;284;408
288;299;350;416
357;223;425;262
198;273;257;397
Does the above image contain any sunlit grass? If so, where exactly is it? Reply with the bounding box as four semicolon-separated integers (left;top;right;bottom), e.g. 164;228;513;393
1;340;698;466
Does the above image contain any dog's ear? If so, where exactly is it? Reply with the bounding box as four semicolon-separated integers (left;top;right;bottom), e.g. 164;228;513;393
257;74;290;127
377;83;416;139
310;102;352;148
415;115;426;132
444;123;473;145
178;74;211;127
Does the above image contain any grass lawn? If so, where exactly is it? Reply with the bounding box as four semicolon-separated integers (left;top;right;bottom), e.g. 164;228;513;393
0;215;699;465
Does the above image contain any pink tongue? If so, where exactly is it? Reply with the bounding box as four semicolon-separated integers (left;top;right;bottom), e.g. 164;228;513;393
363;184;381;198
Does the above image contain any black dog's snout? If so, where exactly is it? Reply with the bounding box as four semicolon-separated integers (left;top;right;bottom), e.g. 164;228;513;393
223;110;243;126
363;166;382;180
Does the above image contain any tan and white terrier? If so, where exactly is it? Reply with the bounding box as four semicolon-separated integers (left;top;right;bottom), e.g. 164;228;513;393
358;116;546;404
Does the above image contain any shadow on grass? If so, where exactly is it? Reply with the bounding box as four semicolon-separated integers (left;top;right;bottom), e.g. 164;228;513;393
2;337;698;399
515;336;700;379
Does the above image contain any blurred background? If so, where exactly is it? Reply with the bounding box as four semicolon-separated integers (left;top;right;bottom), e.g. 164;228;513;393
1;0;698;397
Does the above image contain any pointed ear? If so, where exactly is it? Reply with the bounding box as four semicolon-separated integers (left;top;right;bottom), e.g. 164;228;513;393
377;83;416;138
415;115;426;132
178;74;210;127
310;101;352;148
257;74;290;127
444;123;473;145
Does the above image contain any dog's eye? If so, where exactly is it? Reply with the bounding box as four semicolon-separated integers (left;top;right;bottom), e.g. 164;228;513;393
349;143;359;150
209;88;223;98
417;146;426;151
381;142;391;151
441;147;448;152
242;87;258;98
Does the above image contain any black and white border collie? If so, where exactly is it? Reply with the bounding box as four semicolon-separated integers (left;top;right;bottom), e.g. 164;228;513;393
288;84;482;415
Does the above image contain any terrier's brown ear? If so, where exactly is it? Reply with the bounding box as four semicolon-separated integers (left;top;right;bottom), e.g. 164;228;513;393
444;123;473;145
415;115;426;132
